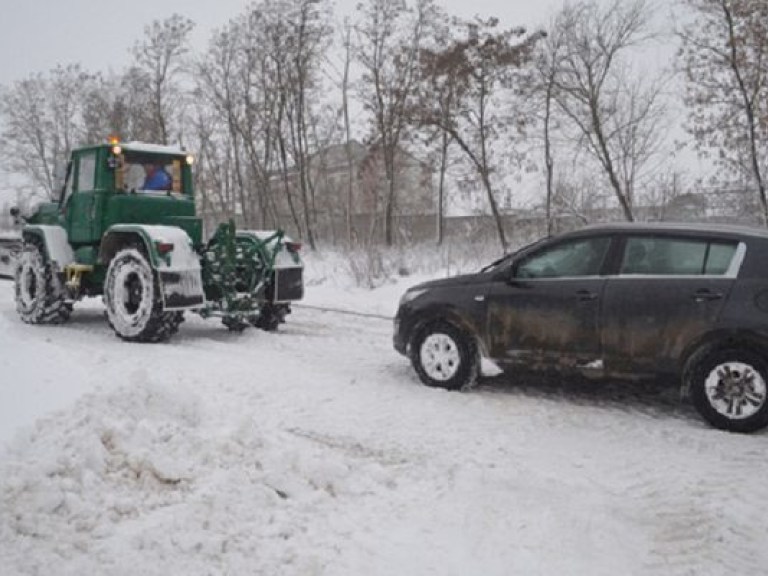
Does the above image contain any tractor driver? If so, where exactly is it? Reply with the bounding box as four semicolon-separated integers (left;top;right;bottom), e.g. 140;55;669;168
142;163;172;191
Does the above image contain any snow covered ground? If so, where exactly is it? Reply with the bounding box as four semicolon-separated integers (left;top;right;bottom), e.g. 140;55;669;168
1;254;768;576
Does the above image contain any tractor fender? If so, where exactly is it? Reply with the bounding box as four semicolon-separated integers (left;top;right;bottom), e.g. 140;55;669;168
100;224;205;311
22;225;74;268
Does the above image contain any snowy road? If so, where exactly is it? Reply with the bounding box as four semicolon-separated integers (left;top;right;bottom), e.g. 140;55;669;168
1;277;768;575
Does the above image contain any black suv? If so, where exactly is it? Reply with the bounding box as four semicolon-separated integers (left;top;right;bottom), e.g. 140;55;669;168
394;223;768;433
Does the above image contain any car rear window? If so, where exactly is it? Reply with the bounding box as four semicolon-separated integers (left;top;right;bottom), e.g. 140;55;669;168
620;237;738;276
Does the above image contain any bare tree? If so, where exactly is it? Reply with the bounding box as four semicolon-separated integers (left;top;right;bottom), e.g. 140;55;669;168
132;14;195;145
195;25;259;228
641;169;687;221
680;0;768;225
550;0;667;222
356;0;437;246
415;7;454;245
267;0;334;250
533;21;568;235
417;18;541;251
80;69;163;143
340;19;357;246
0;65;91;200
193;0;334;247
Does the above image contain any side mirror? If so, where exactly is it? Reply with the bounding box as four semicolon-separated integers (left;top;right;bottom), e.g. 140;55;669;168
505;263;531;287
491;262;517;283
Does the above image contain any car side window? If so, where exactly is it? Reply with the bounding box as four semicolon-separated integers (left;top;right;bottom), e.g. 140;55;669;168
515;237;610;279
620;237;737;276
705;242;738;275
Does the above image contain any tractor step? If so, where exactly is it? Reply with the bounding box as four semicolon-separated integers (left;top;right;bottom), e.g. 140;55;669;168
64;263;94;291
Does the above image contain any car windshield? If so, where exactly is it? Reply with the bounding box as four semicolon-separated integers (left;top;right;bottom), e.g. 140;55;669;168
117;152;186;194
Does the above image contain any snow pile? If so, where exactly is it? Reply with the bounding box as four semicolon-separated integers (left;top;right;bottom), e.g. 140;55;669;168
0;373;403;575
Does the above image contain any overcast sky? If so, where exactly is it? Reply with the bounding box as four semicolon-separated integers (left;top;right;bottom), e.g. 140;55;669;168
0;0;593;87
0;0;683;203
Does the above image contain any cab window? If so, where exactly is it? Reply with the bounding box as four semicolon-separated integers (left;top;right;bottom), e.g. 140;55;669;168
77;152;97;192
118;152;184;194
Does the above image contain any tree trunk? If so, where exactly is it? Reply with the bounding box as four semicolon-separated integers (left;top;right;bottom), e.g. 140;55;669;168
437;131;449;245
544;81;555;236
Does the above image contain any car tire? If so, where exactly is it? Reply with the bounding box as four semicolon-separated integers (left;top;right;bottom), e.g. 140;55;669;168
689;348;768;433
410;320;479;391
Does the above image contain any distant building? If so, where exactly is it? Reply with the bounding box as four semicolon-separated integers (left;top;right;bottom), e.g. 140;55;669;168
270;140;435;239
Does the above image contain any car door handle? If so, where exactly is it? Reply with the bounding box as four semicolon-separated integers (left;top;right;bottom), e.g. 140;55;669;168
692;289;723;302
576;290;598;301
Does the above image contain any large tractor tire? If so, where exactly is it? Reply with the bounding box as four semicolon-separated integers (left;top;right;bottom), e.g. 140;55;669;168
14;241;71;325
103;247;183;342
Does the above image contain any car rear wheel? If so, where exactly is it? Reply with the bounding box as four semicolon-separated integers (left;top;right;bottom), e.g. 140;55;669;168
690;349;768;433
410;321;479;391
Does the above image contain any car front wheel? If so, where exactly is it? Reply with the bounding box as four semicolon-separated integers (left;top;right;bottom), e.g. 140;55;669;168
690;349;768;433
410;321;479;391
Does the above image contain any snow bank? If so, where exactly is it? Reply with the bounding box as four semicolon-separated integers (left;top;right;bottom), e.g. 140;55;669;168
1;378;389;575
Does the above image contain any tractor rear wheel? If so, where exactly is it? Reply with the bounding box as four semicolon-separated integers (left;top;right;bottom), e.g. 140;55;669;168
14;242;71;325
103;247;179;342
251;303;289;332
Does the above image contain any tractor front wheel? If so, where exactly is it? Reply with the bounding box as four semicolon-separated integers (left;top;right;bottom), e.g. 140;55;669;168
104;247;178;342
14;242;71;325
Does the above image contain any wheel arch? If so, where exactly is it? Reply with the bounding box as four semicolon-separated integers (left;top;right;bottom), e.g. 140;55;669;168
21;225;74;268
679;330;768;397
406;304;486;357
99;226;157;267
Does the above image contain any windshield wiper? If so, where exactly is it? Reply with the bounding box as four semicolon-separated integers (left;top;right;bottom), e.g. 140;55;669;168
479;236;550;273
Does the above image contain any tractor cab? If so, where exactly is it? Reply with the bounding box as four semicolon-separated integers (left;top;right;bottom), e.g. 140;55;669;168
51;140;203;252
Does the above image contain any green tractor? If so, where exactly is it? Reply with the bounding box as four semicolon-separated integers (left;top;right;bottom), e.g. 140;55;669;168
10;139;304;342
